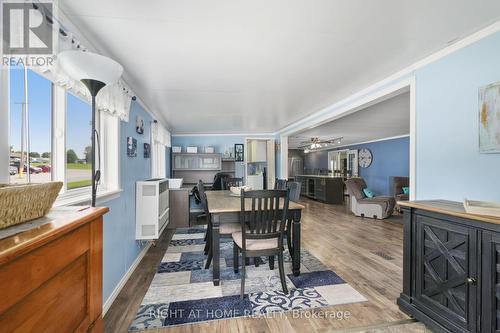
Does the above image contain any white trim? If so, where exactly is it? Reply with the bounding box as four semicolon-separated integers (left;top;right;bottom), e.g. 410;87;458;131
172;133;276;137
279;135;288;179
0;68;9;183
409;76;417;201
102;241;152;316
300;134;410;152
291;76;416;198
54;188;123;207
279;19;500;136
52;85;66;184
281;80;411;136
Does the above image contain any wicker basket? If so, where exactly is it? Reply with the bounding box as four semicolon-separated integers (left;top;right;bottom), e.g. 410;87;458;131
0;182;63;229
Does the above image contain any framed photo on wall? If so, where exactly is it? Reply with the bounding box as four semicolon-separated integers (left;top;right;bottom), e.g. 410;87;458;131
144;143;151;158
136;115;144;134
235;144;244;162
127;137;137;157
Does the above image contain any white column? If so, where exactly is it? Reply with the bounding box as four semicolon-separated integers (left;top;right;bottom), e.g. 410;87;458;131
409;76;417;201
0;68;9;183
280;135;288;180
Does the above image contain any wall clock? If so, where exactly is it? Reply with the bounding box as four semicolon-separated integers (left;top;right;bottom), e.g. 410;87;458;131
358;148;373;168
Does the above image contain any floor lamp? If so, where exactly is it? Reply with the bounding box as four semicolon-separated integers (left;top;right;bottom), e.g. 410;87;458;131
58;51;123;206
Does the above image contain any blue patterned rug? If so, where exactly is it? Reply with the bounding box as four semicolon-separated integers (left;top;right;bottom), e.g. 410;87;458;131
129;226;367;330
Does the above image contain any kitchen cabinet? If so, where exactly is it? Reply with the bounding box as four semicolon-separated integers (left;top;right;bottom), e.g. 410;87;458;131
315;178;326;201
168;188;190;228
397;200;500;333
294;175;344;204
173;153;221;171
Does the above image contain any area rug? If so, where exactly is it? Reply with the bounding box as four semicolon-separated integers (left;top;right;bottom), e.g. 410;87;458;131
129;226;367;330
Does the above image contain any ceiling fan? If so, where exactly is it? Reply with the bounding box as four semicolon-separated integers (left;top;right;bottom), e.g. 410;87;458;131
297;137;343;152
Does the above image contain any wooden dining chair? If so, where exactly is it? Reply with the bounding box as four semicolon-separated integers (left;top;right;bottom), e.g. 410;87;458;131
198;180;242;269
232;189;290;298
274;178;287;190
287;181;301;202
223;177;243;190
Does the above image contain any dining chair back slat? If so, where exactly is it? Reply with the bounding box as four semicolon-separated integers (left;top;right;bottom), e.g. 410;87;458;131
240;190;289;244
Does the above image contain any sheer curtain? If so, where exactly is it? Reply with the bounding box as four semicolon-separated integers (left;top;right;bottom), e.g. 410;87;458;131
34;10;133;121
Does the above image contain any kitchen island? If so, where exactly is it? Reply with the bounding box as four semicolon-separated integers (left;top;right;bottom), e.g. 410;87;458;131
294;175;345;204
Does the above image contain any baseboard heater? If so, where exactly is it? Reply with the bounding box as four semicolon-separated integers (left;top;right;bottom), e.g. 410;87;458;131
136;178;169;240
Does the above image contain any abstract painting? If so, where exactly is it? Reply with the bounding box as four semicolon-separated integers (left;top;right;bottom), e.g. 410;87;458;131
479;82;500;153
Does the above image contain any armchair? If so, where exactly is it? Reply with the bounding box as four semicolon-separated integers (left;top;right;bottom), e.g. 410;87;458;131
345;178;395;219
390;176;409;213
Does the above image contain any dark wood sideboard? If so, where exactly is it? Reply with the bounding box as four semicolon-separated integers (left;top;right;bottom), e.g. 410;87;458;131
398;200;500;333
0;206;108;333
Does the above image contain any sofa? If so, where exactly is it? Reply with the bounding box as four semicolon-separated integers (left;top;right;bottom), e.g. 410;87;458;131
345;178;395;219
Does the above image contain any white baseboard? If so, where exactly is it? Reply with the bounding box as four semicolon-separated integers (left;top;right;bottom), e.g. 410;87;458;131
102;242;152;316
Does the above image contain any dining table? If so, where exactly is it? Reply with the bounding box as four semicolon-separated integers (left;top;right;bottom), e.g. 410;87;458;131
206;190;305;286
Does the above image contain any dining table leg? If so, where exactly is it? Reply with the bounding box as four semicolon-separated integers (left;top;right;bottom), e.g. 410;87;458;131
211;213;220;286
292;210;301;276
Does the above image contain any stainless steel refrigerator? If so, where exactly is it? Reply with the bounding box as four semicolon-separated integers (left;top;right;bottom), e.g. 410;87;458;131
288;157;303;179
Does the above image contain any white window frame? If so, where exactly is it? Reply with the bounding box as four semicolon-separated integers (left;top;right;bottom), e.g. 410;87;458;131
151;122;170;179
0;68;10;183
55;88;122;206
2;68;122;205
328;149;358;177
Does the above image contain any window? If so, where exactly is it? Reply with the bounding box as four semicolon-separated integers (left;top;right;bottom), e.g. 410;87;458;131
5;67;122;204
65;92;92;190
9;66;52;184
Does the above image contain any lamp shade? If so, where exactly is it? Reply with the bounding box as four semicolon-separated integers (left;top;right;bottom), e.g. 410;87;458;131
57;50;123;85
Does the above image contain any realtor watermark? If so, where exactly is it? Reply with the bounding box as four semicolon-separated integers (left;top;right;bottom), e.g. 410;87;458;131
1;0;57;67
148;308;352;321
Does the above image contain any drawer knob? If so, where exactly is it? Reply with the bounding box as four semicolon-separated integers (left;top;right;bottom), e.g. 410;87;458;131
466;277;477;285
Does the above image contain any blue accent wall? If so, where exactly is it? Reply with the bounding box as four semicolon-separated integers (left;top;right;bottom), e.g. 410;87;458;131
304;137;409;196
415;31;500;201
102;101;152;303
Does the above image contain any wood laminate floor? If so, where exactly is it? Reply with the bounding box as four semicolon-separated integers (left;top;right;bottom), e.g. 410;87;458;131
104;198;415;333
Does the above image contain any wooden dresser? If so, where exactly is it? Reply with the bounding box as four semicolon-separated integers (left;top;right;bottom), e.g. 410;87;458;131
398;200;500;333
0;206;108;333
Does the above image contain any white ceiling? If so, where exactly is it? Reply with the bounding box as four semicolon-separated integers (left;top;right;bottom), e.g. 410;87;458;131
59;1;500;134
289;92;410;148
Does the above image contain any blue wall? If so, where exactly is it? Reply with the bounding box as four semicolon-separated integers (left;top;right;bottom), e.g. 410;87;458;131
415;31;500;201
102;101;152;303
304;137;409;196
